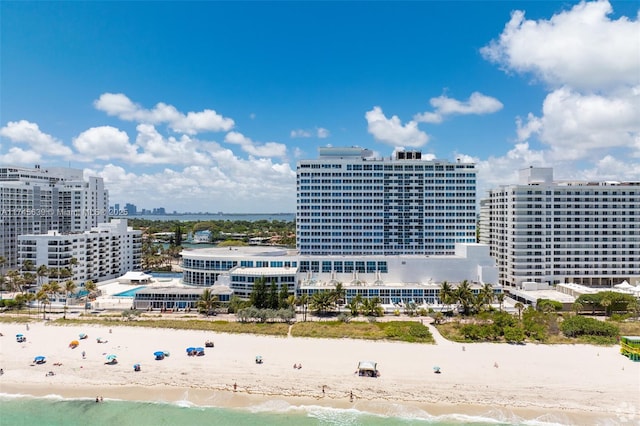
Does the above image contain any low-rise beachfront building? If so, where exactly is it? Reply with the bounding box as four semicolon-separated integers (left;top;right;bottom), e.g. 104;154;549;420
17;219;142;286
181;243;500;306
131;286;232;311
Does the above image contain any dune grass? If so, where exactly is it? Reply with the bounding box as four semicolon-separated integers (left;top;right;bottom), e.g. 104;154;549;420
291;320;434;343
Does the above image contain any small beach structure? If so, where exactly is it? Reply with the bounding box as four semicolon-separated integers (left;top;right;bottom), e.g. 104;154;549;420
16;334;26;343
79;333;88;340
133;363;141;372
69;340;79;349
620;336;640;362
105;354;118;365
117;271;153;285
255;355;263;364
186;347;196;356
195;347;205;356
33;356;46;365
205;340;214;348
154;351;165;360
357;361;379;377
433;365;442;374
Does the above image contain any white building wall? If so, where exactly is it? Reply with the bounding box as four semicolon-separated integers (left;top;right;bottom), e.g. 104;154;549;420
480;167;640;287
296;148;477;256
0;166;109;269
17;219;141;284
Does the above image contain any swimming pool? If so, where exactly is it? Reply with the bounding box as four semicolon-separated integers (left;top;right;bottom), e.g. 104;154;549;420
113;286;147;297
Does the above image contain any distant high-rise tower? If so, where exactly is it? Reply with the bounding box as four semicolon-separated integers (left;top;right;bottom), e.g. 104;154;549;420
0;165;108;269
296;147;477;256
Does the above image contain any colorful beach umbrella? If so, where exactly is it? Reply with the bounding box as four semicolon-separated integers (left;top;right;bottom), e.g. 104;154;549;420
106;354;117;360
195;347;204;352
34;356;45;363
186;347;196;353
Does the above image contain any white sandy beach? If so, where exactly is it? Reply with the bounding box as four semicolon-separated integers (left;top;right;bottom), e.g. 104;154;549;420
0;320;638;424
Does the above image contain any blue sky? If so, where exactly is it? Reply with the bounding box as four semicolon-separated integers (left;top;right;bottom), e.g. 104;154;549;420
1;1;639;213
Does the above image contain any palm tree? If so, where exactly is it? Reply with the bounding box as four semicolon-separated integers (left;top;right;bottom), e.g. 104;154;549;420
36;264;49;287
197;288;219;316
600;297;612;317
296;294;309;322
346;294;362;316
456;280;474;316
439;281;454;312
514;302;525;320
21;259;34;273
360;297;383;317
496;292;505;312
63;280;77;319
6;269;21;293
332;282;346;308
571;301;583;316
480;283;494;308
310;291;334;316
25;292;36;317
46;281;61;314
84;280;96;312
36;289;49;319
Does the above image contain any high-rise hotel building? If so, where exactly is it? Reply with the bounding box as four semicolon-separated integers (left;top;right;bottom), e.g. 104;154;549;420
479;167;640;288
0;165;108;269
296;147;477;256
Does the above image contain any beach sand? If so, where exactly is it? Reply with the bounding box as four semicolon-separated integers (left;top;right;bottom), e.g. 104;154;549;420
0;320;638;424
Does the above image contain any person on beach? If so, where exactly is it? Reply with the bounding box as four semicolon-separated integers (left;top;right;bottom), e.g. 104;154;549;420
350;391;354;402
233;382;237;391
82;351;86;359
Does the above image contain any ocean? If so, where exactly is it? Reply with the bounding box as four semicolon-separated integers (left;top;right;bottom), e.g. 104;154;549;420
123;213;295;222
0;394;572;426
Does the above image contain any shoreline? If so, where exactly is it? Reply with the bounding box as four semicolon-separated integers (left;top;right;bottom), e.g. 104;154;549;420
1;321;638;424
0;383;626;425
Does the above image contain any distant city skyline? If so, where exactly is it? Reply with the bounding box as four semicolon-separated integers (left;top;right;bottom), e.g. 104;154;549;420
1;1;638;213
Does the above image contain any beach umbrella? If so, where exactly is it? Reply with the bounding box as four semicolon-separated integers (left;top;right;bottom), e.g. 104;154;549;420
106;354;117;361
195;347;204;352
16;334;23;338
79;333;87;339
186;347;196;353
34;356;46;363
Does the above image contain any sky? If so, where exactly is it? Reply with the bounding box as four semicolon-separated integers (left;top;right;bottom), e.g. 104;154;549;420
1;1;639;213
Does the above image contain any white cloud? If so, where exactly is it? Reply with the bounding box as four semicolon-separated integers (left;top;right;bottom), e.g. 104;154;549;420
414;92;503;123
365;106;429;148
224;131;287;157
316;127;330;138
0;120;73;157
290;129;311;138
481;0;640;90
134;124;212;165
92;156;297;213
482;0;640;173
290;127;330;139
0;146;42;165
516;86;640;161
73;126;138;160
94;93;235;135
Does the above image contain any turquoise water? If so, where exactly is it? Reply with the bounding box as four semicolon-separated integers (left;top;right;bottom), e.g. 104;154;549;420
0;394;564;426
113;286;146;297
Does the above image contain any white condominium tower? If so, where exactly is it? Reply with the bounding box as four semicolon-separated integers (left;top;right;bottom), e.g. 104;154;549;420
479;167;640;288
0;165;108;269
296;147;477;256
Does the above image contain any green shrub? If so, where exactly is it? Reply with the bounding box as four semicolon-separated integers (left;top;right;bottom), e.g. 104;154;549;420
561;316;619;338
